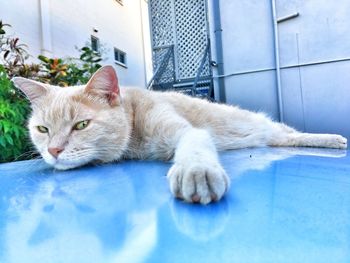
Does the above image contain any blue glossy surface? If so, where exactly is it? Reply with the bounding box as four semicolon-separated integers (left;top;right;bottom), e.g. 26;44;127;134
0;147;349;263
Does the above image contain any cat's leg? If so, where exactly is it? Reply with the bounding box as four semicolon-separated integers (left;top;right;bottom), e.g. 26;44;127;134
268;123;347;149
167;128;230;205
212;108;347;150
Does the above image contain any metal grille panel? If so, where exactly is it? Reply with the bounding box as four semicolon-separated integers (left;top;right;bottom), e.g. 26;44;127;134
150;0;175;47
150;0;175;84
174;0;210;79
152;46;175;85
149;0;210;80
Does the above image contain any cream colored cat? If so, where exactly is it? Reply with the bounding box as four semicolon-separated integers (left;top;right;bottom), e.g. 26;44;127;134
13;66;347;204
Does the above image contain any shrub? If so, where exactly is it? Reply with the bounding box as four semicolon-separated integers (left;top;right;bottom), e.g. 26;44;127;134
38;46;102;86
0;65;32;162
0;21;34;162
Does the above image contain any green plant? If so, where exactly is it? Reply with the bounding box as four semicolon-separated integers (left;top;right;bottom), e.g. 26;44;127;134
63;46;102;85
0;20;40;80
38;46;102;86
0;21;30;78
79;46;102;78
0;20;10;50
0;65;32;162
38;56;69;86
0;21;35;162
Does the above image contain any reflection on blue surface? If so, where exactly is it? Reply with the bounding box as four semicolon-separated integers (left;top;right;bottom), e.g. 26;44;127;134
0;148;349;263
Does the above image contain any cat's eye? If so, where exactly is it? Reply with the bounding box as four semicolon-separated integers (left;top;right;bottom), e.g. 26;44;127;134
37;126;49;133
73;120;90;131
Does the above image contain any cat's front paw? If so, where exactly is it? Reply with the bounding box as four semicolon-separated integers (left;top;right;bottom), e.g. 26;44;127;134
167;162;230;205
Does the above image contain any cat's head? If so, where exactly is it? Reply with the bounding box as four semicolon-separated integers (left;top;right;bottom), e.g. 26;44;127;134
13;66;131;170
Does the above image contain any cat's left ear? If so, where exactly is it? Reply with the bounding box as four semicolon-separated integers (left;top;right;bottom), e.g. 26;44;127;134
85;65;121;107
12;77;48;103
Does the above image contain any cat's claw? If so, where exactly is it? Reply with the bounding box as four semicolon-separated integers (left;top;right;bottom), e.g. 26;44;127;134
167;162;230;205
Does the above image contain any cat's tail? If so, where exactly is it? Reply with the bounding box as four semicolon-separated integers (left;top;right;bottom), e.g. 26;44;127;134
268;123;348;149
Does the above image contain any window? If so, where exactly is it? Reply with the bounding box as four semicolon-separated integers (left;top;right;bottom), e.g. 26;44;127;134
91;36;100;52
114;48;127;67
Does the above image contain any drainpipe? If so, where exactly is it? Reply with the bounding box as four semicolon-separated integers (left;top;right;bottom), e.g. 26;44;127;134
271;0;284;122
39;0;53;57
139;0;149;88
212;0;226;102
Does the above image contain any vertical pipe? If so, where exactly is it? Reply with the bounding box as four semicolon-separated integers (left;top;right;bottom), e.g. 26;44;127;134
170;0;179;80
139;0;148;87
296;33;306;131
212;0;226;102
271;0;284;122
39;0;53;57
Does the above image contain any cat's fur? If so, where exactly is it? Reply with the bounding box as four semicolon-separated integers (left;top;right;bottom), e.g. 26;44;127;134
13;66;348;204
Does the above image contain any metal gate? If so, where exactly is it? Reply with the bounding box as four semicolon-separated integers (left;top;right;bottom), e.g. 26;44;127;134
148;0;213;98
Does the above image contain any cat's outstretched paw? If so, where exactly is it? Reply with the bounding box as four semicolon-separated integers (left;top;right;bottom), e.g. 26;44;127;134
334;135;347;149
322;134;347;149
167;162;230;205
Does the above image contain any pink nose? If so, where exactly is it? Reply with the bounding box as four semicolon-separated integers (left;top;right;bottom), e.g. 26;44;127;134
48;147;64;158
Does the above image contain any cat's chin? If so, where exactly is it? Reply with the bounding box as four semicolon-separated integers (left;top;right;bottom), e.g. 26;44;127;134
53;162;84;170
44;157;90;170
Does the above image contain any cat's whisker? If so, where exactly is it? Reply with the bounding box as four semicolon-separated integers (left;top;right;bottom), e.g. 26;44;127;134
13;149;38;162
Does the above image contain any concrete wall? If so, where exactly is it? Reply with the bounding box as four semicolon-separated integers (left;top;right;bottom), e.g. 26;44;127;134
208;0;350;141
0;0;152;88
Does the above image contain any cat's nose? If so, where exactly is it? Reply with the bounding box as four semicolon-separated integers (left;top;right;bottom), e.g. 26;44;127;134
48;147;64;158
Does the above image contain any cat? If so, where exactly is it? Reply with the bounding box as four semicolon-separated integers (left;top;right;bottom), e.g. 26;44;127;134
12;65;347;204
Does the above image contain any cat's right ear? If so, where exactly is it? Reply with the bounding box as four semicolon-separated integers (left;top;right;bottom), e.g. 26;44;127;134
12;77;48;103
84;65;121;107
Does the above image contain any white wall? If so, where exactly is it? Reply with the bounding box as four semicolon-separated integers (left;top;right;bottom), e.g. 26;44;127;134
0;0;42;59
207;0;350;141
0;0;152;88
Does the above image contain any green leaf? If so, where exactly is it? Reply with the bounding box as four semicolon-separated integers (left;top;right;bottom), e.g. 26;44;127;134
38;55;50;63
12;126;20;138
4;134;14;145
0;136;6;147
3;121;10;133
80;54;88;60
91;58;102;63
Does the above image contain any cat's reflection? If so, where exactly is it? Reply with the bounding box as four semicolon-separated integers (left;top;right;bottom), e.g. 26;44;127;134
170;198;230;241
1;163;168;263
169;147;346;241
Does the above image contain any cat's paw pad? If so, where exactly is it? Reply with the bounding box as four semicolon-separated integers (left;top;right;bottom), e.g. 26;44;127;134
167;163;230;205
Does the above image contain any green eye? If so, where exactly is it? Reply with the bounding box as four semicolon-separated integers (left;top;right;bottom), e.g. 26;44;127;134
37;126;48;133
73;120;90;130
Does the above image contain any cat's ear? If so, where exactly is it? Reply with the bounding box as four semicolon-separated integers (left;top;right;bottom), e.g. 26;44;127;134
12;77;48;103
84;65;120;107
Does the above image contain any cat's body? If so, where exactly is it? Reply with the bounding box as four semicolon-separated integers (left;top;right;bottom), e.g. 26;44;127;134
121;88;346;158
13;66;347;204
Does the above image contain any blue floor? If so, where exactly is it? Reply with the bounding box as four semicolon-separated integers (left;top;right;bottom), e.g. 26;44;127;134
0;147;349;263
